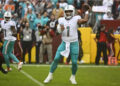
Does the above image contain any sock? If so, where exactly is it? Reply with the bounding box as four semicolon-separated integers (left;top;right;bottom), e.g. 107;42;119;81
48;72;53;76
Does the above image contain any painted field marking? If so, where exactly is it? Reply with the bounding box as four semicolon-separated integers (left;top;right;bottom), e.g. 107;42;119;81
13;65;44;86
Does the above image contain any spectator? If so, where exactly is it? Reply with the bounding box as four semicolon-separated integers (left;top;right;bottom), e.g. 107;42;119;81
4;0;15;13
117;2;120;19
35;23;42;64
35;0;46;14
12;13;19;23
19;0;27;18
106;29;116;57
40;25;54;64
93;0;103;6
67;0;74;5
41;11;50;26
33;13;42;30
103;10;113;20
52;2;64;19
0;0;6;5
94;25;108;65
13;0;19;13
20;16;29;30
51;0;58;8
46;14;58;34
59;0;68;10
46;1;53;16
22;22;33;64
112;0;120;19
103;0;113;11
24;1;32;16
30;0;37;6
5;0;10;4
26;8;36;30
35;0;42;14
0;4;4;20
93;13;103;33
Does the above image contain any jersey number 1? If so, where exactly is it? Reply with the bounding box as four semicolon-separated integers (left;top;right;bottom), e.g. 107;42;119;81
67;26;70;37
3;29;6;37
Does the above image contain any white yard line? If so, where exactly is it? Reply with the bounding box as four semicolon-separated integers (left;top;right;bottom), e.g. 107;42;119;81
13;65;44;86
22;64;120;68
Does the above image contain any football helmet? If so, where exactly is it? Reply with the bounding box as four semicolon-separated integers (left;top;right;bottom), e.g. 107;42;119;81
64;5;75;20
4;11;12;21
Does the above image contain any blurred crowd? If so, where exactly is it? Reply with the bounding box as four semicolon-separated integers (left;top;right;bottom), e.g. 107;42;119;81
0;0;120;64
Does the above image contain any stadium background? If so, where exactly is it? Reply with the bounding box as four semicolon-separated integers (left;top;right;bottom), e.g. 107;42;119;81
24;20;120;64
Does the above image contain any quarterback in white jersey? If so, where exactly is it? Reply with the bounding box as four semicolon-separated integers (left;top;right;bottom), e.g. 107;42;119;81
58;15;81;42
1;11;22;72
44;5;88;85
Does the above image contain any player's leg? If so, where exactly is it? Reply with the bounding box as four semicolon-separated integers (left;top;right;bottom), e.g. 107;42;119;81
28;46;32;64
2;40;12;71
102;43;108;65
44;41;65;83
46;44;52;64
22;41;26;64
8;41;23;70
8;41;19;63
71;54;78;75
27;42;32;64
50;41;65;73
0;56;7;74
95;42;102;65
70;41;79;84
40;44;44;63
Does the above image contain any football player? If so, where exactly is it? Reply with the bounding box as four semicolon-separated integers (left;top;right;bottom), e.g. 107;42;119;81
44;5;88;84
1;11;23;72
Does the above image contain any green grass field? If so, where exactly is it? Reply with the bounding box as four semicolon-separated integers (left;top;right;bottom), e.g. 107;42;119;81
0;64;120;86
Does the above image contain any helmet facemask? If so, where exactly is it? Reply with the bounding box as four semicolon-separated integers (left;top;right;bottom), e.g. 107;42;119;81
5;17;11;21
65;10;73;20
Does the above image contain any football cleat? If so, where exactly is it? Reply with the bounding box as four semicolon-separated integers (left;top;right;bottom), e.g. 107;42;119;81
44;73;53;83
5;67;12;72
70;75;77;84
0;67;8;74
18;62;23;71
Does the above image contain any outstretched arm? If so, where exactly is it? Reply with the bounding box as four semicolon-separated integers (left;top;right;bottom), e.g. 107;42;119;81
77;17;88;25
78;4;91;25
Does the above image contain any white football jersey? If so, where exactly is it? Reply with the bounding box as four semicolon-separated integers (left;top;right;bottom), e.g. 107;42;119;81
58;15;81;42
1;20;17;41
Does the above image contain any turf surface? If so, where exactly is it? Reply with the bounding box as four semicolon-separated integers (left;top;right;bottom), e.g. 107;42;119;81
0;64;120;86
